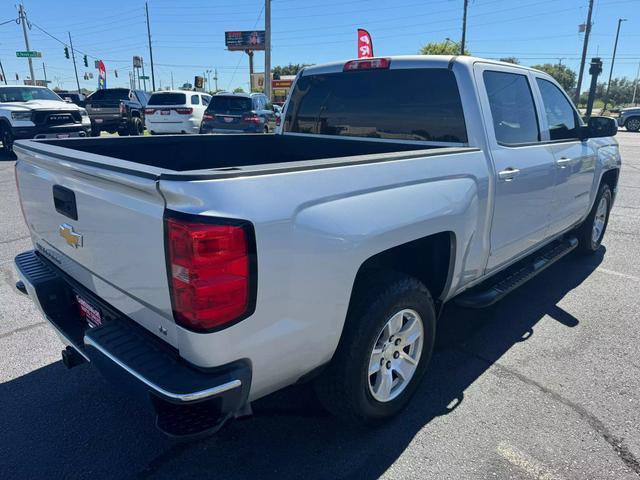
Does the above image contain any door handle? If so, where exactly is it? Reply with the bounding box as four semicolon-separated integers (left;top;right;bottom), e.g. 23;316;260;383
498;167;520;181
556;157;573;168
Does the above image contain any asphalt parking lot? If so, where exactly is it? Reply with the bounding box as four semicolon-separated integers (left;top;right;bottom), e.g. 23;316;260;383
1;131;639;480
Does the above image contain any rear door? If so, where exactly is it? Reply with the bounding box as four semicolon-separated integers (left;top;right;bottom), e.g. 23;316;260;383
532;76;596;235
475;65;557;271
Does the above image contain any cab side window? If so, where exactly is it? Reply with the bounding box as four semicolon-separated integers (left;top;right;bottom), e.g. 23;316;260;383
484;70;540;146
536;78;579;141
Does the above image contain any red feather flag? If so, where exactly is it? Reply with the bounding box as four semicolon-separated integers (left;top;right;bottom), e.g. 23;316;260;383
357;29;374;58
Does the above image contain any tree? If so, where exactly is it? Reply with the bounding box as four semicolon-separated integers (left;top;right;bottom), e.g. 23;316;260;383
579;77;637;107
499;57;520;65
419;40;470;56
530;63;577;93
271;63;310;79
233;87;245;93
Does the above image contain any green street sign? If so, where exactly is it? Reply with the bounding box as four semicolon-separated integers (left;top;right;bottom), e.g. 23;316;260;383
16;50;42;58
139;75;150;80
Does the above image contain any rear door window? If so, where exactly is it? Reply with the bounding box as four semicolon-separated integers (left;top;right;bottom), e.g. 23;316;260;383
148;92;186;105
483;71;540;145
88;88;130;101
284;68;467;142
535;78;579;141
191;94;200;105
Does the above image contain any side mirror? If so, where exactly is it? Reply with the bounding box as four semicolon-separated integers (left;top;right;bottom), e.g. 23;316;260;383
585;116;618;138
64;98;72;103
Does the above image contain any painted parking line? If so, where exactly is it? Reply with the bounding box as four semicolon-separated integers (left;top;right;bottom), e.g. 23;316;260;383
596;267;640;282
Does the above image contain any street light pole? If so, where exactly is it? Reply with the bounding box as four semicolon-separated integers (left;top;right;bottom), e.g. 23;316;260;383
145;1;156;91
602;18;627;112
265;0;271;100
68;32;81;94
632;61;640;106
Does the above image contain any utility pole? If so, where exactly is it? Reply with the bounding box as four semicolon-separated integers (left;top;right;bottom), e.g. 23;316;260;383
265;0;272;100
171;71;174;90
574;0;594;105
586;57;603;117
68;32;81;94
42;63;47;84
460;0;469;55
18;3;36;83
214;69;218;91
632;61;640;106
0;60;7;85
145;1;156;91
602;18;627;112
141;58;147;91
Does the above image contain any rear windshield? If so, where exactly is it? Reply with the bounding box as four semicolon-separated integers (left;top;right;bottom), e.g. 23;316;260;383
207;96;252;112
284;68;467;143
148;92;187;105
88;89;130;101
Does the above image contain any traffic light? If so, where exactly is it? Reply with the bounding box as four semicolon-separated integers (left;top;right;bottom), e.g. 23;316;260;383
194;76;204;89
64;46;69;59
114;70;118;78
83;55;88;67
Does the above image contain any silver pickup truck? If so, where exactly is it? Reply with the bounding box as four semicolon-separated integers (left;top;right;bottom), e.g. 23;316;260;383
13;56;621;437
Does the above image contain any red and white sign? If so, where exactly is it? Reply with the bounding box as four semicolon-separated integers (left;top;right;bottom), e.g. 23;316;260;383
357;29;374;58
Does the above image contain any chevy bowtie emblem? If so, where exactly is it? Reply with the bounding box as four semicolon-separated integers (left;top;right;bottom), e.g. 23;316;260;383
59;224;83;248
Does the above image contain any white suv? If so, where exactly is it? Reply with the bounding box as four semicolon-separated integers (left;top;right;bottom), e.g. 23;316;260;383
0;86;91;154
144;90;211;134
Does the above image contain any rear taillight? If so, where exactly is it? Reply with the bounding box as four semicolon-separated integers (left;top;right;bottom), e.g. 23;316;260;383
203;113;215;121
119;102;126;114
144;108;156;115
242;114;261;124
175;108;193;115
275;116;281;127
166;215;255;332
343;57;391;71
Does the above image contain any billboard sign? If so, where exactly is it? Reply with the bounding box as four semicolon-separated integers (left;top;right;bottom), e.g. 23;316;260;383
133;56;142;68
225;31;266;51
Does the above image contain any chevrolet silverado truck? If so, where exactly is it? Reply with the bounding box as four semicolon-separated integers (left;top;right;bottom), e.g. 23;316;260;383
0;85;91;154
13;56;621;437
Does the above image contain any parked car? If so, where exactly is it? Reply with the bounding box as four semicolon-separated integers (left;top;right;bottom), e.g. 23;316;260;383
0;85;90;153
85;88;149;136
617;106;640;132
13;56;620;437
145;90;211;135
200;92;276;133
55;91;87;107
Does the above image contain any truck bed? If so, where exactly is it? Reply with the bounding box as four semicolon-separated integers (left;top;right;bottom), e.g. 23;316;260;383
33;133;445;173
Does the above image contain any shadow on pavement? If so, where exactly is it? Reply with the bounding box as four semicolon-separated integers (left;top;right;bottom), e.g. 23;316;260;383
0;248;604;480
0;148;16;162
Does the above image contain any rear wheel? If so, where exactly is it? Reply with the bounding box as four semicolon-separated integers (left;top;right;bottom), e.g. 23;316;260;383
128;116;143;136
90;125;101;137
575;183;612;253
1;124;14;154
314;272;436;425
263;125;269;133
625;117;640;132
117;128;129;137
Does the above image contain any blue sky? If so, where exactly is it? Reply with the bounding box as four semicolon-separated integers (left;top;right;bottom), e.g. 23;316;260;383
0;0;638;92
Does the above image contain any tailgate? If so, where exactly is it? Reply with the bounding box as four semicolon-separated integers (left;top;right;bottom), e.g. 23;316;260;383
14;142;178;346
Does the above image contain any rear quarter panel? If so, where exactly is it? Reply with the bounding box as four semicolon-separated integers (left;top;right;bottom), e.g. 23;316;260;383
160;148;491;400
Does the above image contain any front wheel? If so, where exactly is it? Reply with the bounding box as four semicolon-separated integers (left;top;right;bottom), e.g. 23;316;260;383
575;183;612;253
1;125;14;154
314;272;436;425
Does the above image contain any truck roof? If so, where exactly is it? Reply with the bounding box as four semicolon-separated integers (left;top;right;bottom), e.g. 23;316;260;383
300;55;542;77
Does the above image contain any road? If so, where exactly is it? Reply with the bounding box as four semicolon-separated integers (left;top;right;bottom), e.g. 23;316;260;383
1;132;639;480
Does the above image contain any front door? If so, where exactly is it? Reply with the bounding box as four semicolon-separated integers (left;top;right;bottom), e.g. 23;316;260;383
475;66;557;271
532;77;597;235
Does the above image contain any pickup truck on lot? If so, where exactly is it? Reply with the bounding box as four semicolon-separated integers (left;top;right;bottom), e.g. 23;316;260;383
0;86;91;154
13;56;621;437
85;88;149;137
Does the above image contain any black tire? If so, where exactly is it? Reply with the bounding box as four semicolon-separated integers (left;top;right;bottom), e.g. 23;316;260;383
90;125;100;137
1;124;14;154
128;116;143;136
117;128;129;137
263;125;269;133
314;271;436;425
625;117;640;132
575;183;612;254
